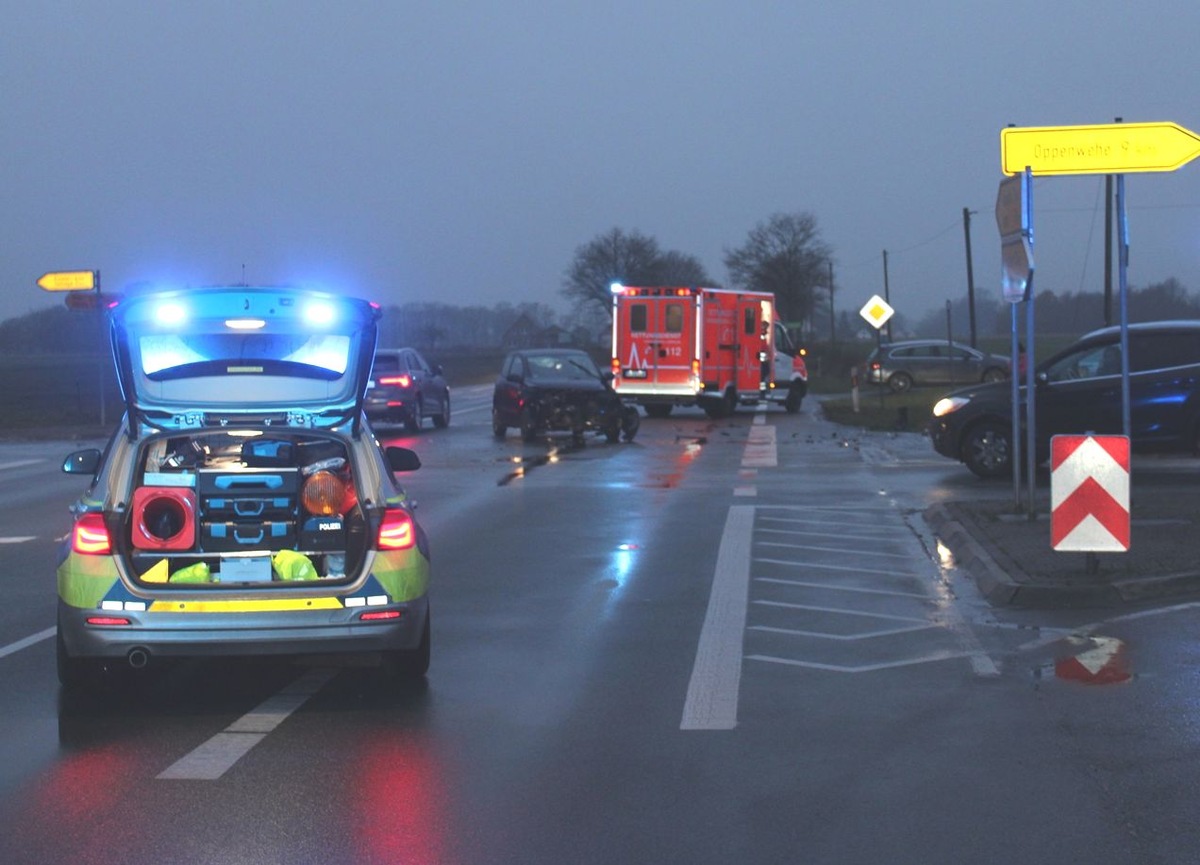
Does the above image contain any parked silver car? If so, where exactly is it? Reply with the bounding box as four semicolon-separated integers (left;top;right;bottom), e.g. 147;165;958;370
864;339;1010;393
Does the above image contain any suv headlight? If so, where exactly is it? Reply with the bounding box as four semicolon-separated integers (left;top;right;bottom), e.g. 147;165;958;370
932;396;970;417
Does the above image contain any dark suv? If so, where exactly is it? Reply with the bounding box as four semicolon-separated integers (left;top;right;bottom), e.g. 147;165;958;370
929;320;1200;478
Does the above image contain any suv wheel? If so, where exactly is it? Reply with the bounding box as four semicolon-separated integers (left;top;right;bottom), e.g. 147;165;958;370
404;399;423;433
962;421;1011;479
433;392;450;429
492;409;507;438
887;372;913;393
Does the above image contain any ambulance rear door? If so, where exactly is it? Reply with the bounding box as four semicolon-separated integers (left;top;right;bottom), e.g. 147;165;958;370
614;290;697;397
735;294;773;397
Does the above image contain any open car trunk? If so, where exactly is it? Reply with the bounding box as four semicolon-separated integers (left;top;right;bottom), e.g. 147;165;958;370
123;428;370;587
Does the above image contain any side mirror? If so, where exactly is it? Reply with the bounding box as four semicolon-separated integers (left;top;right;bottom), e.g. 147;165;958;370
385;445;422;473
63;449;102;475
601;370;615;384
434;364;444;376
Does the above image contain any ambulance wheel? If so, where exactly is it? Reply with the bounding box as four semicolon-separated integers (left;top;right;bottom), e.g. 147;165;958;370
383;610;430;680
785;382;804;413
644;404;672;419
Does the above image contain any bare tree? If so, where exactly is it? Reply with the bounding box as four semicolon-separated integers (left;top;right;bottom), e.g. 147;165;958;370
724;212;832;327
561;228;713;318
653;250;713;287
562;228;663;316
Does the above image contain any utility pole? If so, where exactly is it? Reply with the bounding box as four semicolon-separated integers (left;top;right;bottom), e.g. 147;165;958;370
963;207;978;348
827;259;836;351
1104;175;1113;326
881;249;892;341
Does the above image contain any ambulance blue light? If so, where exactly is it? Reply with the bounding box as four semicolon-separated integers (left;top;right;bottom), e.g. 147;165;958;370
610;282;625;294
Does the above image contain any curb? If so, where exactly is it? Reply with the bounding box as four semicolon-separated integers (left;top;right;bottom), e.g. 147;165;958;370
924;503;1200;608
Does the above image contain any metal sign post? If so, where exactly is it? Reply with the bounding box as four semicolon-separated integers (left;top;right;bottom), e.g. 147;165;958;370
996;171;1034;511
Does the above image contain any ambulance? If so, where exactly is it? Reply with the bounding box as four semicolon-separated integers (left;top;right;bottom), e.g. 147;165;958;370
610;285;807;418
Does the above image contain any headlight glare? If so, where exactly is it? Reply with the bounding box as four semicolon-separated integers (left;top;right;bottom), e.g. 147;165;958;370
932;396;970;417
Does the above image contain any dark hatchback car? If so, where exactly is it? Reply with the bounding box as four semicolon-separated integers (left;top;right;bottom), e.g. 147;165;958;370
492;348;639;444
864;339;1009;393
364;347;450;432
929;320;1200;478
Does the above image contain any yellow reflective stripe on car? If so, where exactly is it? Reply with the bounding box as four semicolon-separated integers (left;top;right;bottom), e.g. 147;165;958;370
147;597;343;613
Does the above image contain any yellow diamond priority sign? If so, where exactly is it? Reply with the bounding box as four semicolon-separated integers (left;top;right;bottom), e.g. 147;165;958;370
37;270;97;291
859;294;894;331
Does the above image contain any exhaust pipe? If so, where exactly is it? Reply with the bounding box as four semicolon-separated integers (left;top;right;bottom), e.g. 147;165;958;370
127;647;150;669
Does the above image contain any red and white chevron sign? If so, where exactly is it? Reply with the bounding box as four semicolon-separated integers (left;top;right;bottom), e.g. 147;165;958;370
1050;435;1130;552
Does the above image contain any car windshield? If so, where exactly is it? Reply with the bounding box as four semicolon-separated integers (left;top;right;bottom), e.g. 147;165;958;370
526;353;599;381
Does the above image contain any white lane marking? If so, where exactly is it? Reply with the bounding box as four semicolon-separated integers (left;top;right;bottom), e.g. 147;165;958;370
746;649;971;673
755;577;929;600
0;537;36;544
756;540;915;560
0;627;55;660
750;623;937;640
754;556;923;579
0;459;44;471
681;505;754;731
158;667;336;780
754;600;930;624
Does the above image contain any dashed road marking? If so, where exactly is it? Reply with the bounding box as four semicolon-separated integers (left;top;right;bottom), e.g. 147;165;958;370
158;667;337;780
681;505;754;731
0;627;55;660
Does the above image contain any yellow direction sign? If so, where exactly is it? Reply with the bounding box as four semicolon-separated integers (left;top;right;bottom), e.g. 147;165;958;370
1001;122;1200;176
37;270;97;291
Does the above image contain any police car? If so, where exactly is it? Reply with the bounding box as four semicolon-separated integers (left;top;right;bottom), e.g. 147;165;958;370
56;285;431;688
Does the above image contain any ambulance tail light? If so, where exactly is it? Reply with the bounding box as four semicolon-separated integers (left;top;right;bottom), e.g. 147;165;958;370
377;509;416;550
691;359;701;376
611;358;620;377
72;513;112;555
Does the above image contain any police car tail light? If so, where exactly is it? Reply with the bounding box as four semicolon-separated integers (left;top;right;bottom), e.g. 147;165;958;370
359;609;403;622
377;509;415;550
72;513;112;555
86;615;131;626
378;374;412;388
302;471;347;516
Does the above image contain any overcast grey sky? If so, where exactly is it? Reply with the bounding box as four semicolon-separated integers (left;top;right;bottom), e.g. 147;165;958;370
5;1;1200;325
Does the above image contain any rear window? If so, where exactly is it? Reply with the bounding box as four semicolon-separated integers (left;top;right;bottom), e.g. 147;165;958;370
630;304;648;333
372;353;400;374
139;333;351;381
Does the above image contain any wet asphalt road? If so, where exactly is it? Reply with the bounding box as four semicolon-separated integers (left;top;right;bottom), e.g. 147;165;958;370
1;388;1199;864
